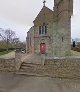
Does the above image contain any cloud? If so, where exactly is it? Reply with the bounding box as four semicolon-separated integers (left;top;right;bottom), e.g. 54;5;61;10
71;0;80;38
0;0;80;41
0;0;53;26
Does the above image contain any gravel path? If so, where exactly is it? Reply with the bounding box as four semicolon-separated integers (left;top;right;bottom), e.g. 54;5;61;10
0;51;15;59
0;73;80;92
21;54;42;64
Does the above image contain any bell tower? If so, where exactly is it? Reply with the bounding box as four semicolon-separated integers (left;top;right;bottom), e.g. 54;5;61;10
53;0;73;57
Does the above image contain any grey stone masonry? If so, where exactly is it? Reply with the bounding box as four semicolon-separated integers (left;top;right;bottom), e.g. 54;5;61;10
26;0;73;57
0;51;22;72
0;59;15;72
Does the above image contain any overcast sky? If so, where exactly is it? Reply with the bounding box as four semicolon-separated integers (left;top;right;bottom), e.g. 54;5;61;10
0;0;80;41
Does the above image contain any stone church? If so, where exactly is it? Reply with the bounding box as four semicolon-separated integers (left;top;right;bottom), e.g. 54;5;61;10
26;0;73;57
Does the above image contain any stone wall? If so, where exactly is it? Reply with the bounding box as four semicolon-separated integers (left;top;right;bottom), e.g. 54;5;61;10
0;59;16;72
27;27;34;54
0;51;22;72
15;51;22;71
25;57;80;79
43;58;80;78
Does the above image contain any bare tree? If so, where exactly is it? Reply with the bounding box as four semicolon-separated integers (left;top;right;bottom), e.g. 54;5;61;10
4;29;15;51
4;29;15;43
0;28;5;41
12;37;20;48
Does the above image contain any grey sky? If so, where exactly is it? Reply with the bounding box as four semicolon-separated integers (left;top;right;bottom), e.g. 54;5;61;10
0;0;80;41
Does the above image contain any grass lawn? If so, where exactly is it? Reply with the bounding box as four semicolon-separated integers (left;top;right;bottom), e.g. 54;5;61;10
0;51;13;56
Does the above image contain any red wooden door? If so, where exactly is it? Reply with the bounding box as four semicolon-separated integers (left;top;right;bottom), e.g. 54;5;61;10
40;43;46;54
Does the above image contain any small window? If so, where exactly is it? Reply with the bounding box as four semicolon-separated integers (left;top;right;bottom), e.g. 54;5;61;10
62;37;63;42
39;26;41;35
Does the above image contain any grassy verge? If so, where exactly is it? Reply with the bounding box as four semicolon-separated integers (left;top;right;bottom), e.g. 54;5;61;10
0;51;14;56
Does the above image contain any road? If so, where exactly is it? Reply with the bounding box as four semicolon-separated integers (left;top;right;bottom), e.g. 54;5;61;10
0;73;80;92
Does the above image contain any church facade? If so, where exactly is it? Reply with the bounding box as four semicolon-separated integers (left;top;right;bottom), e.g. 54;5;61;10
26;0;73;57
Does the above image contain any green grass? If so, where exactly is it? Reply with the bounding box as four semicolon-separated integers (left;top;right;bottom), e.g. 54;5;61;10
0;50;13;56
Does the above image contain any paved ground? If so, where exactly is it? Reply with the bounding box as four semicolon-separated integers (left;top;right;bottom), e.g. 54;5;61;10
21;53;42;64
0;51;15;59
71;50;80;56
0;73;80;92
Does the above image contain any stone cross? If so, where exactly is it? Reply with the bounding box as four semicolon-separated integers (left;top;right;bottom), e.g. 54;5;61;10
43;0;46;6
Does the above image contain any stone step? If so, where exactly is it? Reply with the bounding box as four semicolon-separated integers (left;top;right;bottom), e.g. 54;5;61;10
21;65;34;68
21;64;37;70
22;62;40;65
20;62;41;69
20;63;37;71
16;71;46;77
19;62;47;76
19;67;44;73
20;67;35;71
22;63;39;67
